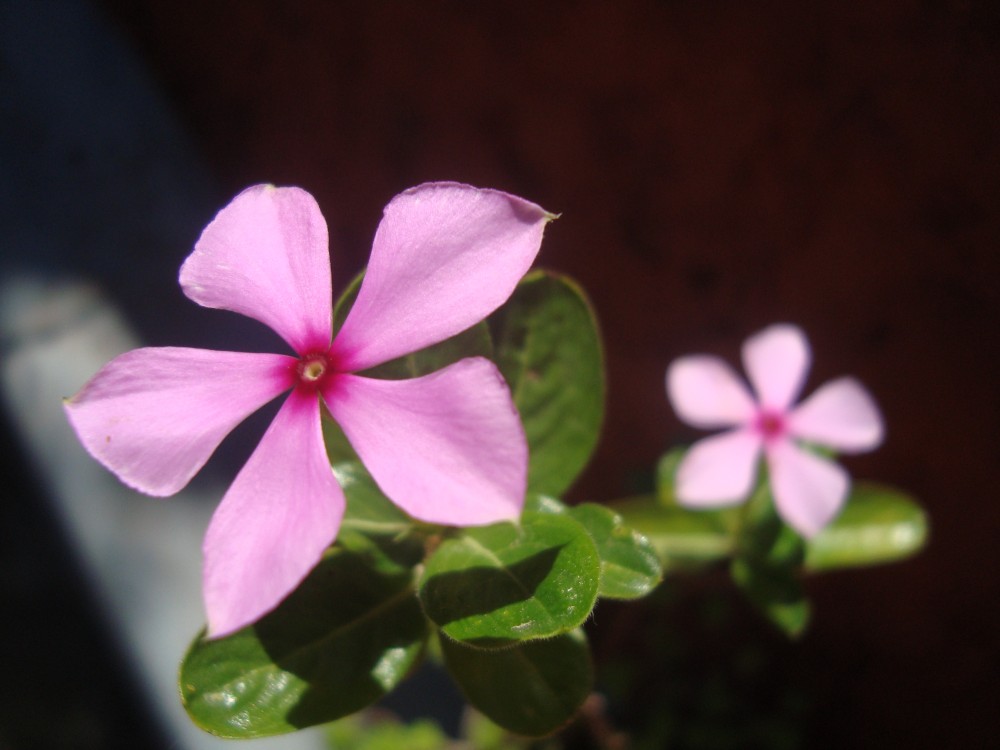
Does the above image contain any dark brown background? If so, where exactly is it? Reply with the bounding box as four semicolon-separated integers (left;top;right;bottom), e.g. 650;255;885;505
98;1;999;747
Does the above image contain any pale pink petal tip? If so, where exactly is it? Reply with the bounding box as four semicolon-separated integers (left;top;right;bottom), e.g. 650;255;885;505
675;429;762;507
767;441;849;538
203;393;344;638
63;347;294;497
788;376;884;452
667;355;756;429
180;184;333;354
742;323;811;412
325;357;527;527
332;182;551;372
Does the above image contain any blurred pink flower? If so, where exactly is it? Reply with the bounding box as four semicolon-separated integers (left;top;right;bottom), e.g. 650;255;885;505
65;183;552;636
666;324;883;537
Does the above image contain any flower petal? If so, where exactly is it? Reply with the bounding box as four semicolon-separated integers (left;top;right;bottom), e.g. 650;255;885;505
63;347;294;496
323;357;526;525
180;185;333;353
202;391;344;638
332;183;551;372
666;355;756;429
766;440;849;538
742;323;811;411
787;377;884;452
675;429;762;506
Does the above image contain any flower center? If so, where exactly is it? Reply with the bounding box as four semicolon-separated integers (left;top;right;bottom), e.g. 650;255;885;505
755;410;786;441
294;352;334;391
301;358;326;381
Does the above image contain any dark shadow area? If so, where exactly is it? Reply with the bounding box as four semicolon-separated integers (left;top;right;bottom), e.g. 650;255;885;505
0;407;170;750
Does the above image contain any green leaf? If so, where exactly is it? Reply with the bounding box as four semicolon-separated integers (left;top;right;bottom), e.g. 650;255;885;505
323;416;359;465
326;715;450;750
335;461;416;536
522;496;661;599
655;447;687;506
730;489;811;638
463;709;534;750
440;629;593;737
180;546;428;738
731;546;811;639
568;503;662;599
611;495;734;570
490;271;604;497
418;512;601;648
523;493;570;515
332;269;493;380
332;270;366;334
805;482;928;571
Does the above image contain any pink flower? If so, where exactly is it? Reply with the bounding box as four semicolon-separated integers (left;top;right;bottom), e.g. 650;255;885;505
666;324;884;537
65;183;552;637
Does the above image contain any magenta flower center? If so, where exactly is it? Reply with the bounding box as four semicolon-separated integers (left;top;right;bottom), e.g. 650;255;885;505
755;409;787;442
294;352;336;392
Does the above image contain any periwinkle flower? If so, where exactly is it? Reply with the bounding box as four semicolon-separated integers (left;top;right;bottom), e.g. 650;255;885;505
65;183;552;636
666;324;884;537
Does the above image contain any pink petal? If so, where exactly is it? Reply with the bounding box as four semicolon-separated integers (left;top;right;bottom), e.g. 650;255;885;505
63;347;294;496
180;185;333;354
666;355;756;429
675;429;762;506
742;324;811;411
787;377;884;453
766;440;849;538
202;391;345;638
323;357;526;525
331;183;552;372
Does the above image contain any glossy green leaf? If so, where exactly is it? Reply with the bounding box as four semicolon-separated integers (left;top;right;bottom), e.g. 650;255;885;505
332;269;493;380
522;493;569;515
805;482;928;571
441;629;593;737
568;503;662;599
180;546;428;738
490;271;604;497
418;512;601;648
524;496;661;599
612;495;734;570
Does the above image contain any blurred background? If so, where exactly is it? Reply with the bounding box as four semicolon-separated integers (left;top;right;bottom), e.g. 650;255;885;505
2;1;997;748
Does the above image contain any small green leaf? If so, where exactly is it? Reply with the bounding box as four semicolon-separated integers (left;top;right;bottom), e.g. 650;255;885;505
731;489;811;638
332;269;493;380
568;503;662;599
490;271;604;497
463;709;534;750
180;547;428;738
326;714;450;750
418;512;601;648
655;447;687;506
441;629;593;737
611;495;734;570
805;482;928;571
731;549;811;638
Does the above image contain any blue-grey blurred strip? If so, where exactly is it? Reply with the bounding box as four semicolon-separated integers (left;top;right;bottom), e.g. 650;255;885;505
0;2;323;747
